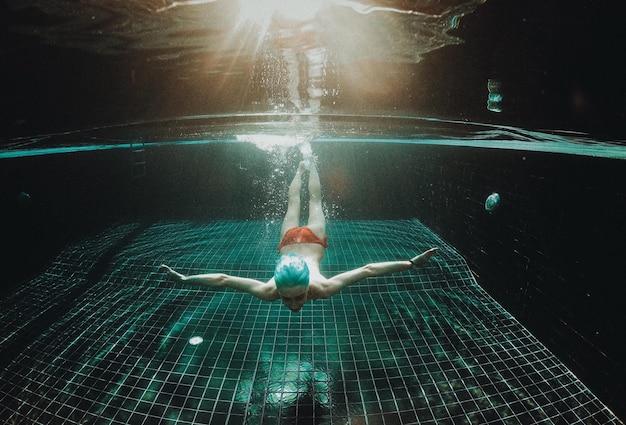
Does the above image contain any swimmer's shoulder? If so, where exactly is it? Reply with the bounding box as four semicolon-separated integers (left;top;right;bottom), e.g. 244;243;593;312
308;277;331;300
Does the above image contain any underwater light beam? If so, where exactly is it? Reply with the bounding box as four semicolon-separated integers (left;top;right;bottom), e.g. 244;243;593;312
231;0;430;28
157;0;427;25
236;0;330;24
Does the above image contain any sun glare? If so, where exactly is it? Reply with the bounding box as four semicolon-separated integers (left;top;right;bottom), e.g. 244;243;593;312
236;0;329;26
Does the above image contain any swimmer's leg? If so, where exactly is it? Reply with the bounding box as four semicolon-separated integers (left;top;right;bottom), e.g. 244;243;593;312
306;162;326;239
281;162;305;238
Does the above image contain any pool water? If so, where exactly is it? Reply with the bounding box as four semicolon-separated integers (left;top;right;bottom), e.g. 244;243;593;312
1;125;625;423
2;0;626;422
0;219;620;424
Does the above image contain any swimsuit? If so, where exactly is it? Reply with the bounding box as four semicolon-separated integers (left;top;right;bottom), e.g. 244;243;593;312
278;226;328;252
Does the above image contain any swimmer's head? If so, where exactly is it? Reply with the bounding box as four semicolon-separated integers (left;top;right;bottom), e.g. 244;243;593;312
274;254;310;313
274;253;310;290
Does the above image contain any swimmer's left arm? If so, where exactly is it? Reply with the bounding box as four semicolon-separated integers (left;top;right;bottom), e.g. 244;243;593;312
320;261;412;298
319;248;438;298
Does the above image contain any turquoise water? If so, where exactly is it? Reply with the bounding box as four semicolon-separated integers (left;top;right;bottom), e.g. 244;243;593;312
1;121;625;422
0;220;621;424
2;115;625;160
3;0;625;421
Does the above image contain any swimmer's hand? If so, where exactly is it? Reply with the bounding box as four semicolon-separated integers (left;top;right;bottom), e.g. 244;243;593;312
160;264;186;282
409;248;438;267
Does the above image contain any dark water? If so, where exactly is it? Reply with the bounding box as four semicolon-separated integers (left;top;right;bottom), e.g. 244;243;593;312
1;132;625;421
2;0;625;138
1;0;625;422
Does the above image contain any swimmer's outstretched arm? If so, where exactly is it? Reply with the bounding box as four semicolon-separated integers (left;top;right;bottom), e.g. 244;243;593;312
159;265;279;302
319;248;438;298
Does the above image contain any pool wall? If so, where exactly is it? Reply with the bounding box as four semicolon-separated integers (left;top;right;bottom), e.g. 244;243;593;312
397;145;626;418
1;141;624;419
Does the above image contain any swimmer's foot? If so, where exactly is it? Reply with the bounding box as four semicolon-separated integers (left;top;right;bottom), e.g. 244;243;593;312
409;248;438;267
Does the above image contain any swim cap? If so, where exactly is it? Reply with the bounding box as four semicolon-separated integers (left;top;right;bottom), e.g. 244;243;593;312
274;254;310;289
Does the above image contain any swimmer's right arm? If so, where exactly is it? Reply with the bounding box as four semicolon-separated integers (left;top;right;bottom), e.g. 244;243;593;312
160;264;279;302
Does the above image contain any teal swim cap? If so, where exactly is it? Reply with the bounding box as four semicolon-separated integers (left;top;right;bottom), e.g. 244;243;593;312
274;254;310;289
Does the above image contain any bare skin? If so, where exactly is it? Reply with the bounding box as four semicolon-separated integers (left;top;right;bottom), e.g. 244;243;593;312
161;160;438;313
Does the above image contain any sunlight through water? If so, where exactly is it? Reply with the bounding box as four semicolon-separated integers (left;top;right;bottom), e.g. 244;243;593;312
5;0;486;64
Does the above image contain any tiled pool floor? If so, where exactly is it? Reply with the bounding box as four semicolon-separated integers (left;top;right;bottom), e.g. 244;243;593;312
0;220;621;424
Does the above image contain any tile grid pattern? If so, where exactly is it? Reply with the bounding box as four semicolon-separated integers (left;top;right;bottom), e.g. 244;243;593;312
0;220;622;424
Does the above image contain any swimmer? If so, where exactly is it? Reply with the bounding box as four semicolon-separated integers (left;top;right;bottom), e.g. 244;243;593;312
161;160;438;313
